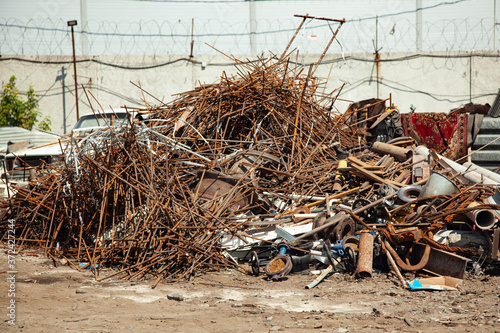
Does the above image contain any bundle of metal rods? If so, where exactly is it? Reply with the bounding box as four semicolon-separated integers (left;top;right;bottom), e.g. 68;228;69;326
0;53;369;285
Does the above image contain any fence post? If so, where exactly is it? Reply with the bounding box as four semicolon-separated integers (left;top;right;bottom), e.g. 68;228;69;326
416;0;423;52
495;0;498;49
80;0;89;55
249;0;257;55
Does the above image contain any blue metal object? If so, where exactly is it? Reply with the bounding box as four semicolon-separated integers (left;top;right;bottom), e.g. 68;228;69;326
277;243;290;255
332;240;344;256
79;262;98;269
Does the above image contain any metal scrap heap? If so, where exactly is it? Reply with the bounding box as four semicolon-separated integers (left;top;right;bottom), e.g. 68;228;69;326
0;52;364;285
2;17;500;289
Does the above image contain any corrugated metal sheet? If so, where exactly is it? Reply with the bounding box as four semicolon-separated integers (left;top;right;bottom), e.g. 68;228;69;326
471;117;500;171
488;89;500;117
0;127;60;150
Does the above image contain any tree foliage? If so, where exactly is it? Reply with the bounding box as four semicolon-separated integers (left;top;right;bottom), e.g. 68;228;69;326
0;75;51;131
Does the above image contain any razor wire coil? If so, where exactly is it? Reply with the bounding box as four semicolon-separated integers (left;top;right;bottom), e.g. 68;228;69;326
0;17;497;59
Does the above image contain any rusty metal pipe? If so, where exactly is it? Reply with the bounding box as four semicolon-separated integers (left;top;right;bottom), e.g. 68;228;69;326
384;240;430;271
355;232;374;278
371;141;413;162
296;189;406;241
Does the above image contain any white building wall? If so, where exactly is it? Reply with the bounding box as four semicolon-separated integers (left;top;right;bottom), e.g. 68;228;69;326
0;1;498;135
1;51;498;135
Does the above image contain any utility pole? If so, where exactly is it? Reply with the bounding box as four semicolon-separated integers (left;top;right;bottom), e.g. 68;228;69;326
68;20;80;121
56;67;67;133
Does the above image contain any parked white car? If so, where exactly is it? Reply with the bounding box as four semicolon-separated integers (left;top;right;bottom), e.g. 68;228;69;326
71;110;130;137
4;110;131;169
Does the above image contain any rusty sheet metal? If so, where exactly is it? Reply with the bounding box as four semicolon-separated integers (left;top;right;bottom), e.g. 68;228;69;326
411;243;468;279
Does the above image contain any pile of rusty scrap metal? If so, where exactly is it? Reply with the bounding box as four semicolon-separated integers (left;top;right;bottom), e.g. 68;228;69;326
0;48;371;285
224;142;500;289
2;54;500;288
2;15;500;289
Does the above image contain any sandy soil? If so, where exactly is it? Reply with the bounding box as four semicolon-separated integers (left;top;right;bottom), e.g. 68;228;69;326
1;246;500;333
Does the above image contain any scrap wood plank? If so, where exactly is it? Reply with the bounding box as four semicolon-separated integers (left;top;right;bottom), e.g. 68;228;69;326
349;163;405;190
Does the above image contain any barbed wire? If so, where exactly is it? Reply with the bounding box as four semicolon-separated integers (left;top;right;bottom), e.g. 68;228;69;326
2;15;499;110
0;16;497;59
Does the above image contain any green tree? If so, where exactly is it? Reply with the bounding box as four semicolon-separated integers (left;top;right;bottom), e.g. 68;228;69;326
0;75;51;131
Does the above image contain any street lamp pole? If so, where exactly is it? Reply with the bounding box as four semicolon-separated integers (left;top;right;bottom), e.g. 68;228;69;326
68;20;79;121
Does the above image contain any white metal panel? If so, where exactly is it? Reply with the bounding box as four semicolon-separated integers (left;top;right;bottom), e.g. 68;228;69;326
0;127;60;148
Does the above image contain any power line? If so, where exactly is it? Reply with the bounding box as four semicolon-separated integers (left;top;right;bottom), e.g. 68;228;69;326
2;52;498;70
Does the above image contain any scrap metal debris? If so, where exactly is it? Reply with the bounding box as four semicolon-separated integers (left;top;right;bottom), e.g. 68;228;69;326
1;15;500;290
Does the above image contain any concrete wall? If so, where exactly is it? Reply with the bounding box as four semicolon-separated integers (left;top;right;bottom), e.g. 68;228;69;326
1;51;499;135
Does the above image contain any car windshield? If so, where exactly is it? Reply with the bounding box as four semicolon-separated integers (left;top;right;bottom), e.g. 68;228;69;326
74;113;128;130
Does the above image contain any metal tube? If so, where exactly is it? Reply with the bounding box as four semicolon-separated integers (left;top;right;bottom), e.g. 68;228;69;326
466;202;497;230
280;16;308;59
70;25;80;121
296;191;402;241
262;191;341;202
415;146;499;185
385;240;430;271
355;232;374;278
463;162;500;184
249;0;256;54
371;141;412;162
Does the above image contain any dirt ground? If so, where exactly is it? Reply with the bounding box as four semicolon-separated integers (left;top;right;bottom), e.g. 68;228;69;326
1;246;500;333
